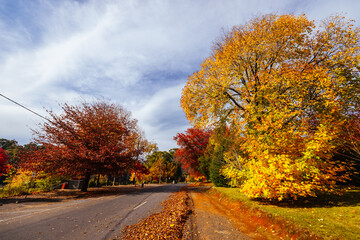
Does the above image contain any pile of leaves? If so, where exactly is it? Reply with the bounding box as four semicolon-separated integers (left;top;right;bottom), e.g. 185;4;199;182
122;190;191;239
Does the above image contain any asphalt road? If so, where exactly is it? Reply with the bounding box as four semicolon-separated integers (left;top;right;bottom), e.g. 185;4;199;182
0;183;186;240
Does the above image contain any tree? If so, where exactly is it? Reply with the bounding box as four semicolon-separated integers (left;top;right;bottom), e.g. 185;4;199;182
144;150;179;183
131;162;150;183
206;125;234;187
21;101;148;191
0;148;9;176
174;128;212;179
344;113;360;158
181;14;360;200
338;113;360;185
0;138;20;166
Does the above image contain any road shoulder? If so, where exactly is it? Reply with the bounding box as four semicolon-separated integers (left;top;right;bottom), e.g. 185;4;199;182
185;186;270;240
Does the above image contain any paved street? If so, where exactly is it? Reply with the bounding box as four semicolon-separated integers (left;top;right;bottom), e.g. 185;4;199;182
0;184;186;240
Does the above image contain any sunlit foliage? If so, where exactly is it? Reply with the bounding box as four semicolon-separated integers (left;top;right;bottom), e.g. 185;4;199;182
181;14;360;200
174;128;212;179
21;101;149;191
144;149;181;183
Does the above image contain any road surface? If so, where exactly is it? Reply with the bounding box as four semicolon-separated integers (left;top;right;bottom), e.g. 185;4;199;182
0;184;186;240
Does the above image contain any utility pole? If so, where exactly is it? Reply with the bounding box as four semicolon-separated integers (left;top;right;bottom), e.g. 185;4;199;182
159;160;162;184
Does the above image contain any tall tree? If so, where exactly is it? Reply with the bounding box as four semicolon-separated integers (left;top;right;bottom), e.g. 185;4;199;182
21;101;148;191
174;128;212;179
181;14;360;200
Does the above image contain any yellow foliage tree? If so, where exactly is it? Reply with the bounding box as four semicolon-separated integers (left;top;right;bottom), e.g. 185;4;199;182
181;14;360;200
144;151;179;183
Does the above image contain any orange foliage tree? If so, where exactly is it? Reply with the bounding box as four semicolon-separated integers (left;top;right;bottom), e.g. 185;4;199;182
21;101;149;191
181;14;360;200
174;128;212;179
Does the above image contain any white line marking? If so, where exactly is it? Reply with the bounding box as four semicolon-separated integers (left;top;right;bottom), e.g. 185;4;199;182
133;201;147;210
0;195;120;223
0;208;59;222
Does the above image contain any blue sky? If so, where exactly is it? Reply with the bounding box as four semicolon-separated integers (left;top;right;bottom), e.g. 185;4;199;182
1;0;359;150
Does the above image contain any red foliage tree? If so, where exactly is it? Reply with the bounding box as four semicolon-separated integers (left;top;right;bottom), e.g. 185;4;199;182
132;162;150;181
0;148;9;176
173;128;212;178
21;101;148;191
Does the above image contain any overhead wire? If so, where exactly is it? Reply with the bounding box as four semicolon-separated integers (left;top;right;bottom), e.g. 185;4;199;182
0;93;50;122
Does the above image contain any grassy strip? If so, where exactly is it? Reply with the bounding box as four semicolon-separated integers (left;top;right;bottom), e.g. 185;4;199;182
121;190;191;239
0;186;28;198
213;187;360;240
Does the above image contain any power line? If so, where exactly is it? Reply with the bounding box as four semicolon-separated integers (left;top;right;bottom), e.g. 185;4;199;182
0;93;50;122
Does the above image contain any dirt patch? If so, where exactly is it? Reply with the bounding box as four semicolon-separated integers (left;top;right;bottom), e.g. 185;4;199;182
187;186;269;240
203;188;321;240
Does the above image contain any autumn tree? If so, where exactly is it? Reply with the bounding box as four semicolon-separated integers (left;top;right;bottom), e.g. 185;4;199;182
0;138;20;166
131;162;150;183
344;113;360;158
174;128;212;179
181;14;360;200
338;113;360;185
21;101;148;191
0;148;9;176
144;150;180;183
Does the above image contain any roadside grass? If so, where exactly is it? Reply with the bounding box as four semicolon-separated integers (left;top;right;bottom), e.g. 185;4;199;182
214;187;360;240
0;185;28;198
0;180;62;198
0;185;51;198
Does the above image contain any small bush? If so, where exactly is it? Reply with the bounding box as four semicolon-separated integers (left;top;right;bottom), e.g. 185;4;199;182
0;185;27;197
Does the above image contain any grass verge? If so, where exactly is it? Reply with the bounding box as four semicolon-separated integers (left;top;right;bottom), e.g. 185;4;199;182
213;187;360;240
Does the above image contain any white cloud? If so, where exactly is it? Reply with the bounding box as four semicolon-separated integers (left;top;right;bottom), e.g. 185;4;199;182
131;83;189;150
0;104;46;143
0;0;359;150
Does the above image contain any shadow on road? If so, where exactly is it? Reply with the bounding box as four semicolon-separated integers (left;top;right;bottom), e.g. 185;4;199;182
0;184;187;206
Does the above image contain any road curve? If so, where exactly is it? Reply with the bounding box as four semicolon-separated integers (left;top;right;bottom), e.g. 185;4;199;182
0;183;186;240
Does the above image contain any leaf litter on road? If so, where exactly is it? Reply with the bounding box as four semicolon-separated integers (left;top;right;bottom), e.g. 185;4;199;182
121;189;191;240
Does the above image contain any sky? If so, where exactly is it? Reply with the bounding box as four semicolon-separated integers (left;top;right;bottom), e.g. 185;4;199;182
0;0;359;151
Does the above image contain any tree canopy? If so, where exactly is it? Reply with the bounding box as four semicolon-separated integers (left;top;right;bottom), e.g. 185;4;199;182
181;14;360;200
174;128;212;179
0;138;20;166
0;148;8;176
144;149;181;183
21;101;149;191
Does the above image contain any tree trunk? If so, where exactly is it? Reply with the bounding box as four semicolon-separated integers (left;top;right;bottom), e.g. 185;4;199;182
96;173;100;187
81;172;91;192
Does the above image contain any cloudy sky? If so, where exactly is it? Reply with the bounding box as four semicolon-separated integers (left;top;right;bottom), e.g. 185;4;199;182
0;0;359;150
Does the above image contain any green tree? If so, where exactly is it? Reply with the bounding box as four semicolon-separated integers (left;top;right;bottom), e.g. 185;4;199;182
207;126;231;187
